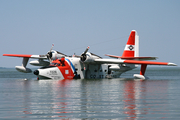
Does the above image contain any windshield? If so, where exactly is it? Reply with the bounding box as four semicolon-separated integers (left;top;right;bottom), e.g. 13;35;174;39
50;62;61;66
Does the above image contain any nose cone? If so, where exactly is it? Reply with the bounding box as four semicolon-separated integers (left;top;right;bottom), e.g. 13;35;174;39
34;70;39;75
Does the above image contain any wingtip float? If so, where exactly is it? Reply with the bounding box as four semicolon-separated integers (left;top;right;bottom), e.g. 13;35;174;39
3;30;177;80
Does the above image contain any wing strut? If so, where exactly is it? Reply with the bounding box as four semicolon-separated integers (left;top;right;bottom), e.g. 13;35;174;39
15;57;32;73
140;64;147;75
134;64;148;79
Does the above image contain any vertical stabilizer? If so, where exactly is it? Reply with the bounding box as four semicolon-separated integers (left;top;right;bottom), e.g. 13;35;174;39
122;30;139;57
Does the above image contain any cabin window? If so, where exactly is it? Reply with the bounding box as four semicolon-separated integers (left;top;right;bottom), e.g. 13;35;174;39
65;70;69;74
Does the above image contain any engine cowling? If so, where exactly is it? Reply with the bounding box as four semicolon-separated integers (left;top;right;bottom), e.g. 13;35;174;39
80;52;94;63
30;60;50;66
48;50;67;61
51;53;64;60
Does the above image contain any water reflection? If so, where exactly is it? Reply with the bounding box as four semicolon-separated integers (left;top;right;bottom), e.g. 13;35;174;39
123;80;138;119
54;79;73;118
20;79;74;119
22;80;32;116
15;78;169;119
123;79;168;119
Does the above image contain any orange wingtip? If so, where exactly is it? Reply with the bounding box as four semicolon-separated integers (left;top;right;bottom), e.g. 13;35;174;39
3;54;32;58
124;60;172;66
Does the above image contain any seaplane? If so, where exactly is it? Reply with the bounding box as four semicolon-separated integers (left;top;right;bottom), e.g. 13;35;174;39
3;30;177;80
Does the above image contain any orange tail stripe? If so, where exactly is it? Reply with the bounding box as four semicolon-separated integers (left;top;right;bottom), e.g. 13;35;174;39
126;31;135;45
122;51;134;57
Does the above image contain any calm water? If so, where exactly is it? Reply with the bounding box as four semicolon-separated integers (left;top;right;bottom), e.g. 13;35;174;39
0;67;180;119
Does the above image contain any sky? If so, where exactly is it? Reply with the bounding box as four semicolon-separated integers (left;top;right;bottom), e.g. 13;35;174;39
0;0;180;68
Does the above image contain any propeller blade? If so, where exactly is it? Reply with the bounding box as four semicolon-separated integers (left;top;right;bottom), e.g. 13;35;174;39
81;46;90;61
84;46;90;54
46;44;54;63
50;44;54;52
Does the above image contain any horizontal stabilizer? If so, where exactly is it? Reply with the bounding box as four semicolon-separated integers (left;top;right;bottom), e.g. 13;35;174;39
105;54;157;60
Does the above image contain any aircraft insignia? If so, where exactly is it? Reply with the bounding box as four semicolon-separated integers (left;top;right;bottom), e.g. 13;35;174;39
128;45;134;50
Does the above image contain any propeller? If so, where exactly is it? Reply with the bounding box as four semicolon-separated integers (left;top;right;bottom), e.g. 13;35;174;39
80;46;90;70
46;44;54;63
81;46;89;62
66;46;90;70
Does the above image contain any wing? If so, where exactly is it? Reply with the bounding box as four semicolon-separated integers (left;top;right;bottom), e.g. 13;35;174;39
94;59;176;66
123;60;176;66
94;58;176;79
3;54;47;59
3;54;48;73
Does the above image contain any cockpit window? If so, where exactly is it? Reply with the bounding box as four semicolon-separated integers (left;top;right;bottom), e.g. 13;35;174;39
50;63;55;66
50;63;61;66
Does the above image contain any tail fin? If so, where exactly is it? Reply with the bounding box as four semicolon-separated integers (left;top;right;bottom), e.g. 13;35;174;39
122;30;139;57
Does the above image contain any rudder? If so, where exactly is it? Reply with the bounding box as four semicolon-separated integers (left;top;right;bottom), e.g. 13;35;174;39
122;30;139;57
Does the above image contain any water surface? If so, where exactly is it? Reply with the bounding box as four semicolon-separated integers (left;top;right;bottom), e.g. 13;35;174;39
0;67;180;119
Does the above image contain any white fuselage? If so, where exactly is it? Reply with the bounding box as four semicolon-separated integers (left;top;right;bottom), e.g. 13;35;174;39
34;57;137;80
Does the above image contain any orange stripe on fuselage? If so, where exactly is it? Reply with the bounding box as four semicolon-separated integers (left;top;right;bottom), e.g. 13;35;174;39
55;59;74;79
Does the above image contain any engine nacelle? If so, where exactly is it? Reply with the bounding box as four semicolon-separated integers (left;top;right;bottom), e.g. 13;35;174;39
81;52;95;63
30;60;50;66
50;50;67;60
51;53;64;60
15;66;32;73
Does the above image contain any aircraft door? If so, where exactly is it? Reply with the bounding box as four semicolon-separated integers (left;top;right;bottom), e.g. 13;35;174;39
108;65;111;75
